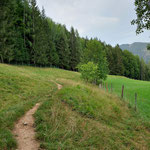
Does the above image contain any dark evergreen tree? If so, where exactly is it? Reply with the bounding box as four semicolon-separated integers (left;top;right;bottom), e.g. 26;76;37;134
106;45;124;75
55;25;70;69
0;0;15;63
69;27;81;70
46;18;59;67
140;58;146;80
14;0;31;64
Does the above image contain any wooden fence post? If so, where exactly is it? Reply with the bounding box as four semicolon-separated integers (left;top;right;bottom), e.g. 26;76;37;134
121;85;124;99
135;93;137;111
99;83;102;89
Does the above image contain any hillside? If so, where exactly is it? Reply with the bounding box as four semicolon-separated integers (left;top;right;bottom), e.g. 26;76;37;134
120;42;150;63
105;75;150;120
1;64;150;149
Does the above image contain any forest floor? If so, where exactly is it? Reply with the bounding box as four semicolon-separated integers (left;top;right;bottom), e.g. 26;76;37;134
1;64;150;150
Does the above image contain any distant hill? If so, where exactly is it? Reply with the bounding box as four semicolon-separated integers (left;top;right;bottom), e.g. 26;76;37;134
119;42;150;63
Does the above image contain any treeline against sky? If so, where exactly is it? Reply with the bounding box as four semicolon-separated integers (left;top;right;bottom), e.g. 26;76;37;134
0;0;150;81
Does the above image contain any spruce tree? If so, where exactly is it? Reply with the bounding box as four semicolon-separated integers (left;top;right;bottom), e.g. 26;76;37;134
55;25;70;69
0;0;15;63
35;7;48;66
69;27;81;70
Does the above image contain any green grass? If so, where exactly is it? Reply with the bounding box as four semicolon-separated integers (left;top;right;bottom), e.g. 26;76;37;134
105;75;150;120
0;64;57;149
35;80;150;149
1;64;150;149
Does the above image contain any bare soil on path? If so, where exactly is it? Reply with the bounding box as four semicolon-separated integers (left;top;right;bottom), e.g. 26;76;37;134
13;83;62;150
13;103;41;150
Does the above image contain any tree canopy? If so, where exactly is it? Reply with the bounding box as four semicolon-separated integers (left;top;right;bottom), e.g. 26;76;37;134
132;0;150;34
1;0;150;81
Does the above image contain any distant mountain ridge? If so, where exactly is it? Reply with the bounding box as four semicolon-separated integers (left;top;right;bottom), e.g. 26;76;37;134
119;42;150;63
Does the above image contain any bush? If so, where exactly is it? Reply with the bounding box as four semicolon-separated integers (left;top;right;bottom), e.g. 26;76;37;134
78;62;106;84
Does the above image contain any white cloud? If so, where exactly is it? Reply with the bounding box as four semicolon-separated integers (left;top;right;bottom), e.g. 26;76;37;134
36;0;150;46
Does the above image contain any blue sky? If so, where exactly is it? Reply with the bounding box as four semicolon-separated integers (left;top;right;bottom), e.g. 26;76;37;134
36;0;150;46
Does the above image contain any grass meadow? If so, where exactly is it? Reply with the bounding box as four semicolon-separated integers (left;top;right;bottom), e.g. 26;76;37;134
105;75;150;120
1;64;150;149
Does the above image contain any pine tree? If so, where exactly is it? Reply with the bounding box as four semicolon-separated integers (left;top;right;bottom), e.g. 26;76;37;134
35;7;48;66
140;58;146;80
46;18;59;66
0;0;15;63
30;0;38;65
113;45;124;75
14;0;30;64
55;25;70;69
69;27;81;70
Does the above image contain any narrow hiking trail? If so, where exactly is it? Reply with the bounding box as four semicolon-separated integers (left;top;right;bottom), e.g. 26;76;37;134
13;82;62;150
13;103;41;150
56;83;63;90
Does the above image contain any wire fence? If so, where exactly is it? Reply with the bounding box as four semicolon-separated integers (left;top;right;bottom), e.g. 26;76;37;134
99;82;138;112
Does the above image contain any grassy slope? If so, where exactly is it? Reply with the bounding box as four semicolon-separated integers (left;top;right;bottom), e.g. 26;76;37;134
105;75;150;119
0;64;57;149
35;72;150;149
1;64;150;149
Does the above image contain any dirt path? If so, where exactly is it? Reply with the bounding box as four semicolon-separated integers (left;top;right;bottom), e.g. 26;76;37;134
13;83;62;150
56;83;62;90
13;103;41;150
